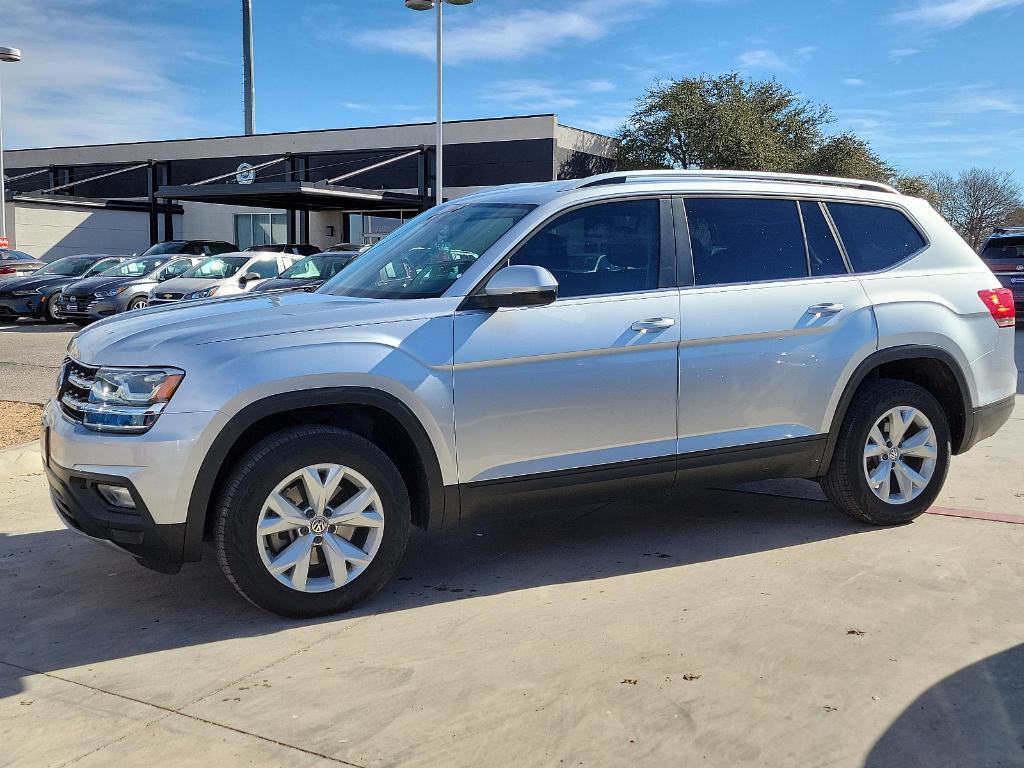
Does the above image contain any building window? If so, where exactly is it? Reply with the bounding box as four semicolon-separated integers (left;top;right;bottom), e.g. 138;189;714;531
234;213;288;250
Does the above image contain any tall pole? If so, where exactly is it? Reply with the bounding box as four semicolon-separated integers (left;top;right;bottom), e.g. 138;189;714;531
242;0;255;136
0;67;7;238
435;0;443;206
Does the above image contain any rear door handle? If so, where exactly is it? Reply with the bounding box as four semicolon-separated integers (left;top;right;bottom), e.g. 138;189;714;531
807;303;844;316
631;317;676;332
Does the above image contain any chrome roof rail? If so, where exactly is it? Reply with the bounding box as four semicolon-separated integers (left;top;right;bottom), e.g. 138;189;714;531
568;169;900;195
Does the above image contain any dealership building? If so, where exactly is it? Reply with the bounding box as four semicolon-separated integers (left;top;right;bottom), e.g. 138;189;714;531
1;114;616;261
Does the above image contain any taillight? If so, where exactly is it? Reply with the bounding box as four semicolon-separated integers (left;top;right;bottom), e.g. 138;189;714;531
0;267;14;275
978;288;1016;328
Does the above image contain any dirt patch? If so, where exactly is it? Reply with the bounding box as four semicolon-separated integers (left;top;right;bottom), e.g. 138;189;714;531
0;401;44;449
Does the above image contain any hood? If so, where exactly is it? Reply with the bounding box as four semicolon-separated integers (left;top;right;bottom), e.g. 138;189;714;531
151;276;223;296
251;277;319;293
70;290;451;366
62;275;141;296
0;274;77;292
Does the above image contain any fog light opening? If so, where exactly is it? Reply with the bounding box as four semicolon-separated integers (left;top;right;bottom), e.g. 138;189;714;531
97;483;136;509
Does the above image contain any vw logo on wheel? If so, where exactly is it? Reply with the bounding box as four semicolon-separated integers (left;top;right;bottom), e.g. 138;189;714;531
310;517;329;534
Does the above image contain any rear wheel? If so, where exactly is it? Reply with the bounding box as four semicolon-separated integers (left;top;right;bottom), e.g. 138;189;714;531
215;426;411;618
821;379;951;525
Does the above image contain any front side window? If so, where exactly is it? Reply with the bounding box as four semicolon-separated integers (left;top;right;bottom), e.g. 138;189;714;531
184;256;250;280
826;203;926;273
686;198;806;285
508;199;662;298
322;203;535;299
800;201;848;277
154;259;193;280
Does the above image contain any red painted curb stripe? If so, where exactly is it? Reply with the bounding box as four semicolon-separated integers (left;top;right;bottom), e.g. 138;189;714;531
926;506;1024;525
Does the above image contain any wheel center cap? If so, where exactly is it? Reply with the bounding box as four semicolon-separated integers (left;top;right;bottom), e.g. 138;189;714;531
887;448;900;461
309;516;329;535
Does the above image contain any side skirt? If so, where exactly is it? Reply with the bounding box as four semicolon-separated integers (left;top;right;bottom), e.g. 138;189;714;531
456;435;826;520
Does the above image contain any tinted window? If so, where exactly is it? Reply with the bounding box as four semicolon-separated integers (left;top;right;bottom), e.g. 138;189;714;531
686;198;806;285
140;242;187;257
509;199;661;298
827;203;925;273
246;258;279;278
205;242;237;255
800;202;847;276
322;203;535;299
981;237;1024;261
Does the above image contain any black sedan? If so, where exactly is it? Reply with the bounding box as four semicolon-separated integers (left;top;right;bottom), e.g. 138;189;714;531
0;248;45;277
0;254;127;323
250;252;358;293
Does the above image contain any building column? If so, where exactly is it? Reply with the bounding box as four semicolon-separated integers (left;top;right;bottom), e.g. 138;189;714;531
147;161;159;246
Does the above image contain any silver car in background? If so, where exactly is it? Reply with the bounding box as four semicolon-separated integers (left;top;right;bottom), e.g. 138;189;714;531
57;256;203;322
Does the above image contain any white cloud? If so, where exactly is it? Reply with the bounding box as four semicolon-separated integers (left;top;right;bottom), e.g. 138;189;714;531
482;80;581;111
583;80;617;94
889;0;1024;29
0;0;218;149
843;78;866;86
352;0;659;64
889;48;922;60
737;49;789;70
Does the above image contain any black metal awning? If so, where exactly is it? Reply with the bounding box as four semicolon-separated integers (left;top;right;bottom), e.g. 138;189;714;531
155;181;428;212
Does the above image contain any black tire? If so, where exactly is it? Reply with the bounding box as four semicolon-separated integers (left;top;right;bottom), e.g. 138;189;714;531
214;426;411;618
43;297;64;324
72;319;91;327
127;296;148;311
821;379;950;525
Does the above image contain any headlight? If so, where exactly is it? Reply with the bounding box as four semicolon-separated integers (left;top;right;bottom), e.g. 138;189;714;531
187;287;218;299
12;288;40;296
94;287;128;298
75;367;185;433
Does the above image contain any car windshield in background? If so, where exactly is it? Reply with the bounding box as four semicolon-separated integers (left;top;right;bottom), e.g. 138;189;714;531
101;258;167;277
281;254;355;280
153;259;194;280
182;256;250;279
84;259;120;276
321;203;535;299
139;242;186;257
981;237;1024;260
38;257;100;276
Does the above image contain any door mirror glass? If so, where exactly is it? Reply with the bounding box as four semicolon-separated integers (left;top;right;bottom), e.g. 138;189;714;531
467;265;558;309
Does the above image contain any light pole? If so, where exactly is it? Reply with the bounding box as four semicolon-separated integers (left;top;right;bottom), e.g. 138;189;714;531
0;46;22;242
404;0;474;206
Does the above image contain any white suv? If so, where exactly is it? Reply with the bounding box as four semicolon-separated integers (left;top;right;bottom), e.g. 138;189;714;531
42;171;1017;618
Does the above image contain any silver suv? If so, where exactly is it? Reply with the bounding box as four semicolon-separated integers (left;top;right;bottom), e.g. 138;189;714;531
42;171;1017;618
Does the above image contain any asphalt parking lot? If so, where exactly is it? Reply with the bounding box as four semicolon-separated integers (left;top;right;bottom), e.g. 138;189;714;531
1;324;1022;767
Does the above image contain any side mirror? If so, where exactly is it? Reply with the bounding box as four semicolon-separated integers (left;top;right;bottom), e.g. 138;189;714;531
463;265;558;309
240;271;262;284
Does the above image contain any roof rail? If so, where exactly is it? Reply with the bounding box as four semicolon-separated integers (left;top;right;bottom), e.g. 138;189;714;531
569;169;900;195
993;226;1024;234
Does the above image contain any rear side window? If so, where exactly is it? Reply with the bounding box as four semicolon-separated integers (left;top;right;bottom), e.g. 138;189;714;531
800;201;847;276
685;198;806;285
826;203;925;272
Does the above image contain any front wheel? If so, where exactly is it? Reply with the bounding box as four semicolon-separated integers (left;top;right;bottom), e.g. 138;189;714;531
821;379;950;525
214;426;411;618
43;296;64;324
127;296;148;311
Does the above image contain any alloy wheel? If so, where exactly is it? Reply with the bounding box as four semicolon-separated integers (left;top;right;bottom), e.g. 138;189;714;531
256;463;384;593
862;406;938;505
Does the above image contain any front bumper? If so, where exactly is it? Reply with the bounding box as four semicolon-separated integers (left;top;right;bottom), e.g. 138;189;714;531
45;458;185;572
57;295;120;321
0;295;44;318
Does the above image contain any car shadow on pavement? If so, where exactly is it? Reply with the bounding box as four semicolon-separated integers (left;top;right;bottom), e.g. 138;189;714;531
0;486;873;698
865;643;1024;768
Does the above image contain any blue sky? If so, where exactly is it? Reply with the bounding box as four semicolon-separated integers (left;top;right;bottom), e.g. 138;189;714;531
3;0;1023;179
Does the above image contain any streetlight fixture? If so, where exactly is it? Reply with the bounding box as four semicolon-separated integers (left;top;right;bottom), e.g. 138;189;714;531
404;0;474;206
0;46;21;242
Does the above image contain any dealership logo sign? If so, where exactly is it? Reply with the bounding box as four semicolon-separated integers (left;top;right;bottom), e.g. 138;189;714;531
236;163;256;185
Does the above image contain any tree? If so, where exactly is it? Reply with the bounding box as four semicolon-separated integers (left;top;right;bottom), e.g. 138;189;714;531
797;132;893;183
616;73;831;172
928;168;1023;250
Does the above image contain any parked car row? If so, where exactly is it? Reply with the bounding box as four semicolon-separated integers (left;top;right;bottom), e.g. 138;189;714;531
0;241;367;325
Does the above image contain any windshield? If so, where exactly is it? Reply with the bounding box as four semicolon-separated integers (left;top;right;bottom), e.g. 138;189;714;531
321;203;535;299
84;259;121;276
181;256;250;279
100;257;167;277
38;257;101;277
281;254;355;280
152;258;194;280
139;242;186;257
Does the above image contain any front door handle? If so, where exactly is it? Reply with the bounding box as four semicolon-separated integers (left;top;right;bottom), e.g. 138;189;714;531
807;303;844;316
631;317;676;332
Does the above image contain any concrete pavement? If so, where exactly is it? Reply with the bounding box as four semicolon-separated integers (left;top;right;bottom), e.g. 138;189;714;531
2;397;1023;767
0;322;75;404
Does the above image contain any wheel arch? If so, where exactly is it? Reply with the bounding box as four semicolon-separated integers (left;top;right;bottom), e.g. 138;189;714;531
820;345;974;473
183;387;450;562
